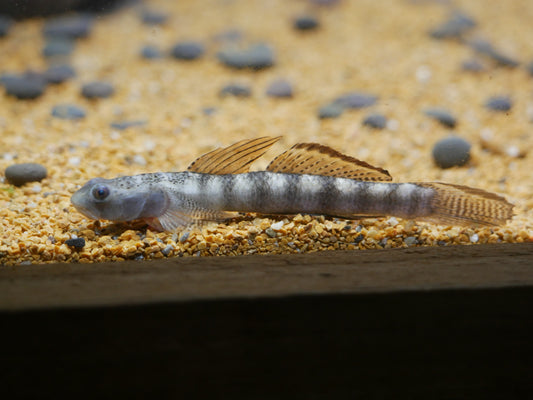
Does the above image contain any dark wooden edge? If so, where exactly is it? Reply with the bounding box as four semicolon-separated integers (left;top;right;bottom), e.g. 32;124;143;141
1;243;532;310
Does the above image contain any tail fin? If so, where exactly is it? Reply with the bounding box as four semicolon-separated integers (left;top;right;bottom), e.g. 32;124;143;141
417;182;514;226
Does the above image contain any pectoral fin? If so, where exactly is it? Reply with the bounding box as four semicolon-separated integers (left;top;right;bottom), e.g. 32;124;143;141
144;207;237;232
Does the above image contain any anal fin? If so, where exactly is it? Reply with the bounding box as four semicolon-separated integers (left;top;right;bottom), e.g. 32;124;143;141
144;208;238;232
188;136;281;174
266;142;392;181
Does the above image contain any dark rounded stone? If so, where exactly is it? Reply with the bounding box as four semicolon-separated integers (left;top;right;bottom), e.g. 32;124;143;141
0;14;13;37
423;108;457;128
110;120;146;130
65;237;86;249
333;92;378;109
266;79;293;98
318;103;343;119
140;9;169;25
362;113;387;129
429;12;476;40
217;43;275;70
170;41;205;60
293;15;319;31
2;73;46;99
140;44;162;59
43;14;93;39
44;64;76;84
219;83;251;97
42;38;75;58
51;104;86;120
4;163;47;186
81;81;115;99
461;59;485;72
468;38;519;68
432;136;471;169
485;96;512;112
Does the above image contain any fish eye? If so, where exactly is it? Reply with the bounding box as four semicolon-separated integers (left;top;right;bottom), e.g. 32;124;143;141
92;184;110;200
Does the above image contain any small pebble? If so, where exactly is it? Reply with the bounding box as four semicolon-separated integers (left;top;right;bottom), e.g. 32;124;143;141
140;9;169;25
81;81;115;99
44;64;75;84
42;38;74;58
51;104;86;120
485;96;512;112
423;108;457;128
333;92;378;109
65;237;86;249
161;244;174;256
0;15;14;37
110;120;146;130
179;232;190;243
293;15;320;31
362;113;387;129
404;236;418;246
429;11;476;39
470;233;479;243
219;83;252;97
317;103;344;119
468;38;519;68
202;107;217;115
265;227;277;238
432;136;471;169
271;221;284;231
2;73;46;100
140;44;162;59
461;59;485;72
265;79;293;98
170;41;205;60
5;163;48;186
43;14;93;39
217;43;275;70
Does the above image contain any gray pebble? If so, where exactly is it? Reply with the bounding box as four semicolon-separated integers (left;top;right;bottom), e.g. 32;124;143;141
179;232;190;243
266;79;293;98
432;136;471;169
217;43;274;70
429;12;476;40
202;106;217;115
140;44;162;59
293;15;319;31
468;38;519;68
52;104;86;120
0;15;13;37
424;108;457;128
2;72;46;100
5;163;48;186
81;81;114;99
461;59;485;72
161;244;174;256
318;103;343;119
65;237;85;249
110;120;146;130
485;96;512;112
43;14;93;39
333;92;378;109
265;227;277;238
42;38;74;58
362;113;387;129
140;9;169;26
44;64;75;84
219;83;251;97
170;41;205;60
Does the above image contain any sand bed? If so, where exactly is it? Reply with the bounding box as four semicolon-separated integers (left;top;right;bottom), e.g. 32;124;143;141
1;0;532;265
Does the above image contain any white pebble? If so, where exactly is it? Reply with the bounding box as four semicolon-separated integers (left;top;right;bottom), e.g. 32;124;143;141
386;217;399;227
470;233;479;243
505;146;520;158
415;65;432;83
2;153;14;161
68;156;81;166
132;154;147;166
31;184;41;193
270;221;284;231
110;131;121;140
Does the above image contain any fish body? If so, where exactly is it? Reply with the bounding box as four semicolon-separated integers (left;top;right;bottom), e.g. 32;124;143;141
71;137;514;231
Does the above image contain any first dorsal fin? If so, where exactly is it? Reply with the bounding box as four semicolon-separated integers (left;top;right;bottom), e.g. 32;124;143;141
188;136;281;174
266;142;392;181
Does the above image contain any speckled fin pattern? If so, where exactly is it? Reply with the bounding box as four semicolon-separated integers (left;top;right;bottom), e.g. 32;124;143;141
187;136;281;174
266;142;393;181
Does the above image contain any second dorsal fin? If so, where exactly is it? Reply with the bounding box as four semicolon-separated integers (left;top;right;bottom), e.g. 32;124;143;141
266;142;392;181
188;136;281;174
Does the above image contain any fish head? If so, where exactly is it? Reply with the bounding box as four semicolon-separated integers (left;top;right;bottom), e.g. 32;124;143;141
71;177;167;222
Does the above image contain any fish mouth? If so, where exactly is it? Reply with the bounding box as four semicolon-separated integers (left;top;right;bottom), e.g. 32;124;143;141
71;190;98;220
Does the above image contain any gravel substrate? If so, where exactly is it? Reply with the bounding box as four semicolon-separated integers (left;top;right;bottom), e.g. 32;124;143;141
0;0;532;265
